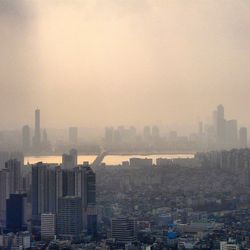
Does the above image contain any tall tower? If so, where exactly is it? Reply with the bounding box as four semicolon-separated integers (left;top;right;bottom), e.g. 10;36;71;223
80;163;97;237
31;163;62;225
33;109;41;153
216;104;226;149
0;169;10;227
5;159;21;194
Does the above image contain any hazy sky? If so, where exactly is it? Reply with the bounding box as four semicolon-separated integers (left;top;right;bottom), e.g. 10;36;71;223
0;0;250;131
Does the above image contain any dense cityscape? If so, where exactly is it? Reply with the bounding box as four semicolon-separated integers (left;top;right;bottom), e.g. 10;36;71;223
1;0;250;249
0;106;249;249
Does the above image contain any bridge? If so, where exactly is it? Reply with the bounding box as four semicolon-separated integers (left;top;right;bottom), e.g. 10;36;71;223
91;151;108;168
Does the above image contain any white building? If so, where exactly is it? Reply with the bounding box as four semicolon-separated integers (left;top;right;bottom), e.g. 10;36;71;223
220;241;240;250
41;213;56;241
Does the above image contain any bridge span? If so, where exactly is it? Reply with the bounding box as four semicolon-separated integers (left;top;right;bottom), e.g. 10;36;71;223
91;151;108;168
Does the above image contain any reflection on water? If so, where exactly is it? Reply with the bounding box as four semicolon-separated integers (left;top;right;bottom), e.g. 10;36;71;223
24;154;194;165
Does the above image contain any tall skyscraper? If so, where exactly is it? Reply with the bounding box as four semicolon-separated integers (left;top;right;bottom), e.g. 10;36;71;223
62;170;76;197
33;109;41;153
80;163;96;209
70;149;77;166
239;127;247;148
216;104;226;148
80;163;97;237
22;125;30;153
0;169;10;227
56;196;83;241
69;127;78;145
6;193;27;233
5;159;21;194
32;163;62;224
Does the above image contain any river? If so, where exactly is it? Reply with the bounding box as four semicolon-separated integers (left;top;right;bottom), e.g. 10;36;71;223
24;153;194;165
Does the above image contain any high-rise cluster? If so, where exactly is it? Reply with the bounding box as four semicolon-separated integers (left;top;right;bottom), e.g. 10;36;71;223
31;158;97;241
0;150;97;242
212;105;247;149
22;109;51;155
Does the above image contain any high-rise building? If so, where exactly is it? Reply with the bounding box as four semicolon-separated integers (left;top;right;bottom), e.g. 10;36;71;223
152;126;160;138
0;152;9;170
80;163;97;237
62;170;76;197
80;163;96;209
22;125;30;153
239;127;247;148
69;127;78;145
6;193;27;233
10;152;24;167
143;126;151;141
41;213;56;241
5;159;21;194
56;196;83;241
0;169;10;227
70;149;77;166
225;120;238;149
111;217;136;243
216;104;226;148
31;163;62;224
33;109;41;153
86;205;97;238
62;149;77;169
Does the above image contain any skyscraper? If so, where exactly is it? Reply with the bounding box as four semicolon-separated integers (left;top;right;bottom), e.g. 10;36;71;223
22;125;30;153
80;163;96;209
56;196;83;241
32;163;62;224
152;126;160;138
80;163;97;237
41;213;56;241
33;109;41;153
225;120;238;149
216;104;226;148
62;170;76;197
239;127;247;148
0;169;10;227
6;193;27;233
5;159;21;194
62;149;77;169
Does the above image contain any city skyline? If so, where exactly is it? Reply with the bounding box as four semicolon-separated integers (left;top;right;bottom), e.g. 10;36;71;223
1;0;250;249
0;0;250;129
